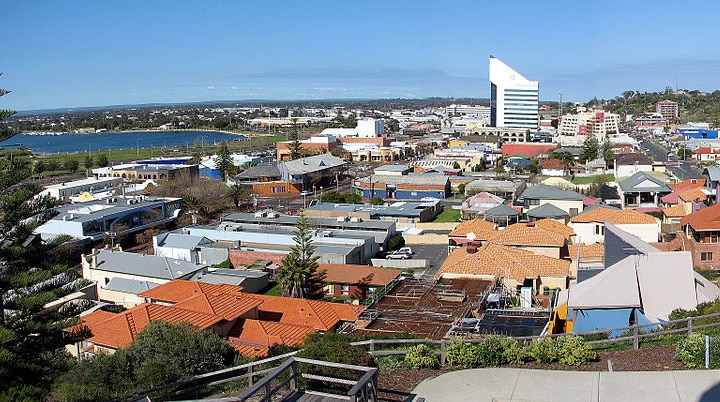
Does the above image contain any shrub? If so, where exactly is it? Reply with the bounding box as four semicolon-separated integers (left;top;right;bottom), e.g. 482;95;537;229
445;339;478;368
375;355;405;370
387;234;405;251
404;344;439;369
676;334;706;368
475;336;506;367
529;337;560;364
501;338;528;365
557;336;597;366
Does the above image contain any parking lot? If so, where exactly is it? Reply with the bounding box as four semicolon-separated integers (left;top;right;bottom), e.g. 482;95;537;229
402;243;450;278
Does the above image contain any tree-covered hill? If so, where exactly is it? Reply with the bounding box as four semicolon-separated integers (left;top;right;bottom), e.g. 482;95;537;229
600;88;720;127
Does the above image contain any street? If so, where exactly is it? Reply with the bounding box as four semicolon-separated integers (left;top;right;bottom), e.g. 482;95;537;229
640;139;702;180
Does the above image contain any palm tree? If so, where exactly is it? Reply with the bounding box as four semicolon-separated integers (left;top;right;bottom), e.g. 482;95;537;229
225;183;248;208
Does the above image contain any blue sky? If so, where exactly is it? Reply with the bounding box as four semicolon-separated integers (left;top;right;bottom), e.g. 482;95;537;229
3;1;720;111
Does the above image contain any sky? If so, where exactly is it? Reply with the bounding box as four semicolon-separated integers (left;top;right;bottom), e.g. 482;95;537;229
3;1;720;111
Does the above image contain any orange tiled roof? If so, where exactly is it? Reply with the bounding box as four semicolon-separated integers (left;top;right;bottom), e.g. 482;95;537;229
540;158;564;169
172;292;264;321
681;203;720;230
251;294;360;331
678;187;706;203
486;222;567;247
138;280;244;303
571;208;657;225
567;243;605;260
663;204;687;218
230;342;270;358
668;179;705;191
83;303;224;349
436;243;570;282
449;219;496;238
228;318;314;350
319;264;401;287
533;218;575;239
650;238;683;252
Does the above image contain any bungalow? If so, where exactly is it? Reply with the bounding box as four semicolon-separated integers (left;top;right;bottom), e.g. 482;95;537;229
520;183;586;216
447;218;497;252
679;203;720;270
460;192;504;219
353;173;450;200
614;152;653;178
319;263;401;300
539;158;565;176
616;171;672;209
693;147;720;162
486;221;569;259
702;168;720;205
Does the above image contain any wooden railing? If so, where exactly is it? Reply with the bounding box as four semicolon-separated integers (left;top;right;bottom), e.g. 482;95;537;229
233;357;378;402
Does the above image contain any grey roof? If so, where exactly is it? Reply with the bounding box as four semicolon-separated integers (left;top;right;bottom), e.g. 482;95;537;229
221;211;395;231
284;154;346;175
93;249;206;280
375;165;411;173
526;203;569;218
703;167;720;183
465;179;517;193
483;203;520;217
48;196;181;224
617;171;671;193
615;152;653;166
103;277;160;294
359;174;449;186
305;201;436;218
521;184;586;201
235;163;281;180
190;268;269;286
155;233;212;249
582;204;621;213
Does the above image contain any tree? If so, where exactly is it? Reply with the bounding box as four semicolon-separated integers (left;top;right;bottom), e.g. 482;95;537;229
215;141;234;181
83;155;93;172
276;214;325;299
370;196;384;205
96;154;109;168
64;159;79;173
0;73;17;142
601;141;614;168
225;183;248;208
46;160;59;174
288;119;303;160
579;133;599;163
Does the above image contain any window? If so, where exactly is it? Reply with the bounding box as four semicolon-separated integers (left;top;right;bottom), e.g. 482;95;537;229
341;285;349;295
595;224;604;235
702;252;713;262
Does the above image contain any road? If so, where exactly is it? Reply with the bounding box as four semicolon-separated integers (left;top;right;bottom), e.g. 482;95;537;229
640;140;702;180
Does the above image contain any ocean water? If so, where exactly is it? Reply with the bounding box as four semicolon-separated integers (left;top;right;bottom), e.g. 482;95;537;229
0;131;246;154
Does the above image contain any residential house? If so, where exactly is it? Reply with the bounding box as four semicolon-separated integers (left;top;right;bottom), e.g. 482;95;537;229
80;249;208;305
567;243;604;279
692;147;720;162
526;203;569;223
486;222;569;259
153;232;214;264
702;168;720;205
679;203;720;270
616;171;672;209
319;263;401;300
482;204;521;227
570;207;660;244
539;158;565;176
520;183;586;217
436;243;570;295
353;174;450;200
447;219;497;251
303;200;441;223
614;152;653;178
460;192;504;219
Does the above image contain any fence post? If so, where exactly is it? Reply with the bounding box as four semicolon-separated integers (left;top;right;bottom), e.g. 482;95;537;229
440;340;447;365
632;325;639;350
369;339;375;356
248;364;254;387
688;317;694;335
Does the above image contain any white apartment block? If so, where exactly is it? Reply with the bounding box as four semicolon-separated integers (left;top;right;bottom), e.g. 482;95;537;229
446;104;491;119
489;56;539;130
320;118;385;138
557;110;620;146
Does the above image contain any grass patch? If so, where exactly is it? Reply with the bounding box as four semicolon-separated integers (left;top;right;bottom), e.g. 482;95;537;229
262;283;282;296
571;174;614;184
434;208;461;223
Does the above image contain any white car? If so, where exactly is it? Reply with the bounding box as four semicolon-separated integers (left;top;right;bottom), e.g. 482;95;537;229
386;251;411;259
398;247;414;255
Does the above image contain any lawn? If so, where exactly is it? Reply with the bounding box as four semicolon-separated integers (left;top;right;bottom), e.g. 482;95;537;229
571;174;614;184
434;207;461;223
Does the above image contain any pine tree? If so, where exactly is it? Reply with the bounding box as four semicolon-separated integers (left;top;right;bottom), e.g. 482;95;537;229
0;73;17;142
288;119;303;160
215;140;234;181
276;214;325;299
580;133;599;163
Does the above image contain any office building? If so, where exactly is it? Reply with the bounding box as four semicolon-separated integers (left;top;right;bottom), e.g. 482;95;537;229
489;56;539;130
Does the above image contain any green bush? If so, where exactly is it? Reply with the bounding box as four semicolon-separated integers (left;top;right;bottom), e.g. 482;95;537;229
557;336;597;366
501;338;528;365
475;336;506;367
445;339;478;368
529;337;560;364
404;344;439;369
375;355;404;370
387;234;405;251
675;334;706;368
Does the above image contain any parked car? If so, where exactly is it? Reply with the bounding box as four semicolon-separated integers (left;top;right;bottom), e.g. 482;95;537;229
386;251;412;259
398;247;414;255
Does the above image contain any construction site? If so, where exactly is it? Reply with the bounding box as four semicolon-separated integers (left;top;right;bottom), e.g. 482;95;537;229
353;277;493;339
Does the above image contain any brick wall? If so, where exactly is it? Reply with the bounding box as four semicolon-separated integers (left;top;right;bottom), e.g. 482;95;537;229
229;249;286;267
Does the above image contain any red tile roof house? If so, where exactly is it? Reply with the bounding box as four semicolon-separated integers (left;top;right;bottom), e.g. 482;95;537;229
539;158;566;176
679;204;720;270
693;147;720;162
65;280;362;359
319;263;401;301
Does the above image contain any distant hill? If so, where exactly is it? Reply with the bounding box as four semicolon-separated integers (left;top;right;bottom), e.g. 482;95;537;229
597;89;720;126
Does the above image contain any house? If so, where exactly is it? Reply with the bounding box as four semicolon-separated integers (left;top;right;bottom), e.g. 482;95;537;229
526;203;569;223
464;179;518;198
539;158;565;176
319;263;401;300
520;183;586;216
679;203;720;270
616;171;672;209
460;192;504;219
702;167;720;205
482;203;521;227
353;173;450;200
81;249;209;305
486;222;569;259
692;147;720;162
614;152;653;178
448;219;497;251
303;200;442;223
436;243;570;295
189;268;270;294
570;207;660;244
566;243;604;279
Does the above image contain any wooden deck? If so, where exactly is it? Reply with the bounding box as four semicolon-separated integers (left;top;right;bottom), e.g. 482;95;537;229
283;390;349;401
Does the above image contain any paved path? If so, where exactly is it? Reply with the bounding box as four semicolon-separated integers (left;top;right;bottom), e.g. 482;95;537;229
411;368;720;402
